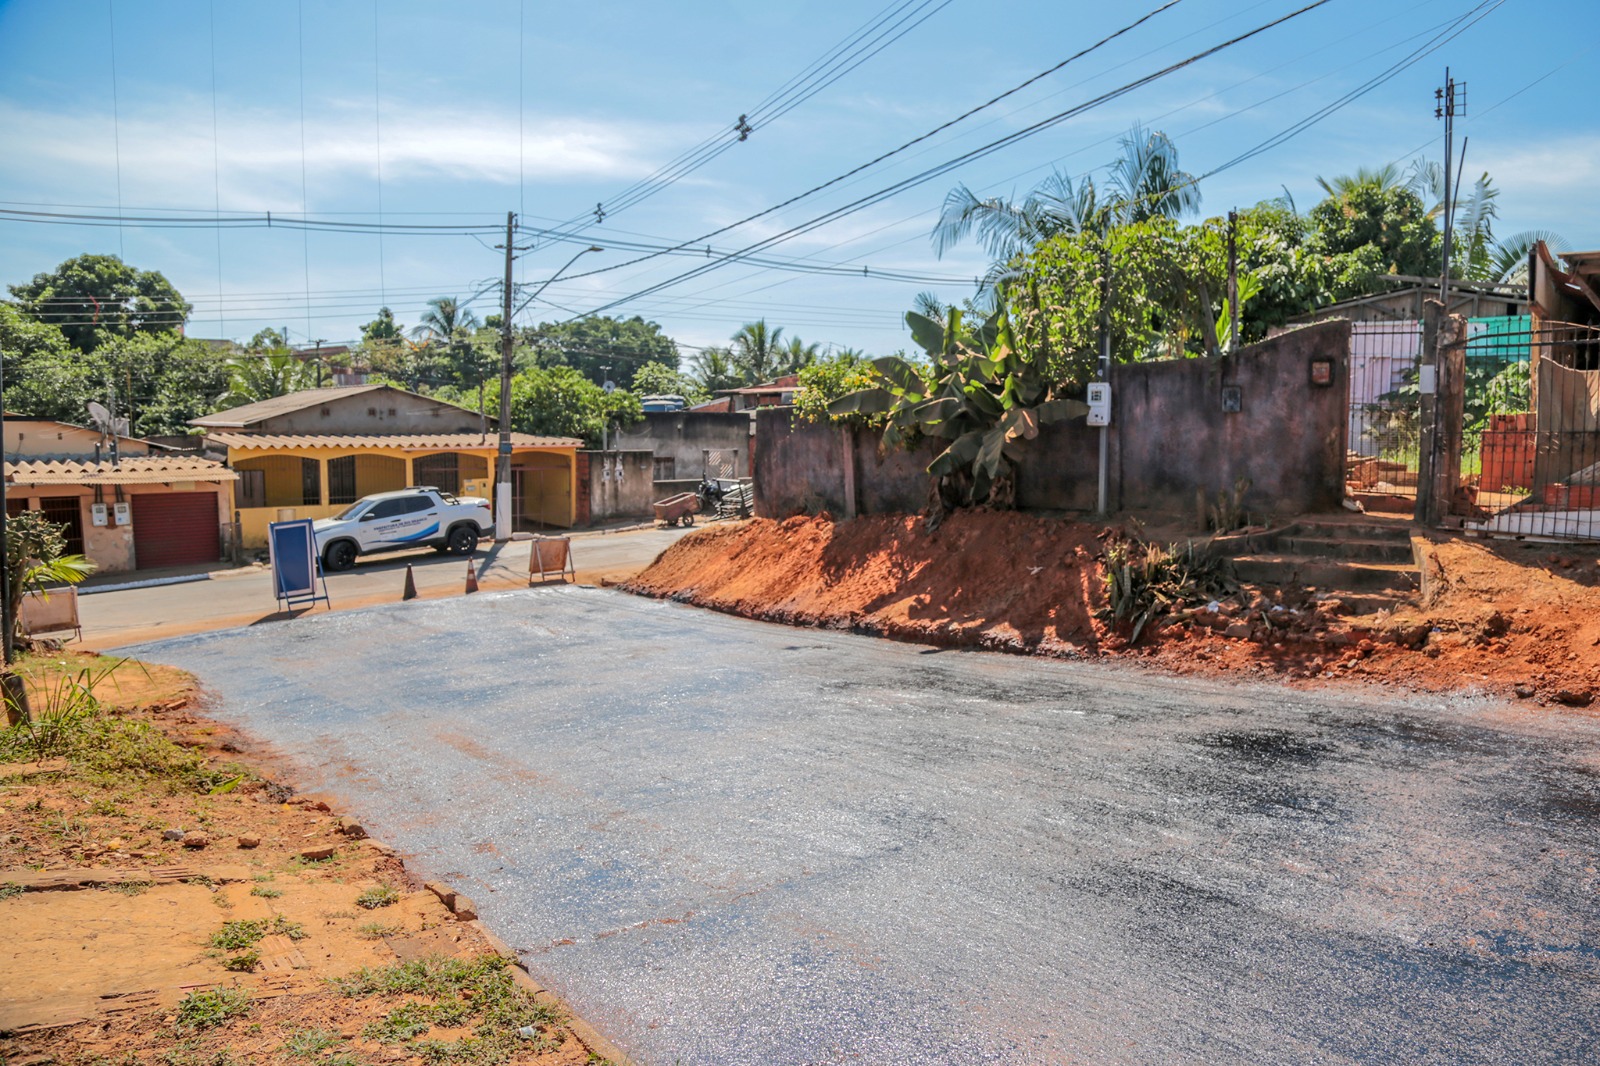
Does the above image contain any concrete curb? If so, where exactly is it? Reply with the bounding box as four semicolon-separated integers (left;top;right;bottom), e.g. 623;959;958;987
79;573;213;596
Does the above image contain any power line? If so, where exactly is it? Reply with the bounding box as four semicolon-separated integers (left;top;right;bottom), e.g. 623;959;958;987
575;0;1335;317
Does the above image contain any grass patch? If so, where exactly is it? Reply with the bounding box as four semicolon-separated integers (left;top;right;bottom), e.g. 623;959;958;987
334;955;563;1064
250;885;283;899
0;882;24;900
282;1027;340;1057
222;950;259;972
174;986;252;1032
208;915;306;951
356;921;399;940
105;880;152;896
356;883;400;910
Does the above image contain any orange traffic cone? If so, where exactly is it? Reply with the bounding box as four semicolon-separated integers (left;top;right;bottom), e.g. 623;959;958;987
402;563;417;601
464;559;479;594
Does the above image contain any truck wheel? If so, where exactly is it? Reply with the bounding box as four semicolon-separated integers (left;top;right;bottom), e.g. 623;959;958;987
447;525;478;556
323;540;358;572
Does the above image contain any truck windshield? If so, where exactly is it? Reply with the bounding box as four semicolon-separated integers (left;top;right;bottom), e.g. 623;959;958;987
332;501;369;521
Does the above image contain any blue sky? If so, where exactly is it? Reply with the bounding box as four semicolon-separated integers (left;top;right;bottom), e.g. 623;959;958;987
0;0;1593;359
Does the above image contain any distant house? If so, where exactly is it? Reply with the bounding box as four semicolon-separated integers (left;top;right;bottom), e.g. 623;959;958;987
1287;275;1528;326
3;416;237;572
191;386;582;546
715;374;799;411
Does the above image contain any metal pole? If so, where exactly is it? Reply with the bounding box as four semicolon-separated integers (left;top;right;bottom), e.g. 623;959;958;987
1437;69;1455;301
495;211;515;541
1097;243;1111;515
0;348;11;668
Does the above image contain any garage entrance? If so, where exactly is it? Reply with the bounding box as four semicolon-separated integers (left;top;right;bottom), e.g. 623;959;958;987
132;493;221;569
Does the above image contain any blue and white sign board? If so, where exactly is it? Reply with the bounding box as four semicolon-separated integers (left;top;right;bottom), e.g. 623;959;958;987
268;519;330;611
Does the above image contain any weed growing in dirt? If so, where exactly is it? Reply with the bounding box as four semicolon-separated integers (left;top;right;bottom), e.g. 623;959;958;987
250;885;282;899
89;797;128;817
105;880;151;896
208;915;306;951
281;1028;340;1057
334;954;564;1063
356;921;399;940
0;882;22;899
1101;538;1235;644
222;950;259;972
210;892;233;909
174;986;252;1031
356;883;400;909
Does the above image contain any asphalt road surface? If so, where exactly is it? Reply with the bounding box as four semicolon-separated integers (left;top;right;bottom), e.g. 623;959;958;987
129;588;1600;1065
79;524;691;648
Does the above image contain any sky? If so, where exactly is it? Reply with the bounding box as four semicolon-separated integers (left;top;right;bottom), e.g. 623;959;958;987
0;0;1594;365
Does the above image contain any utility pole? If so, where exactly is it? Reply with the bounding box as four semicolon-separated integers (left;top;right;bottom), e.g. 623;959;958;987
495;211;516;541
1226;209;1239;353
1435;70;1464;301
1096;243;1111;515
0;348;25;726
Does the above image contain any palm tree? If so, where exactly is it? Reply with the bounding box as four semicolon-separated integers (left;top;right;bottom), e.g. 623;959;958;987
731;320;786;383
1486;230;1570;285
690;346;741;394
216;353;319;409
932;123;1197;300
410;297;481;344
779;336;820;375
1313;163;1407;199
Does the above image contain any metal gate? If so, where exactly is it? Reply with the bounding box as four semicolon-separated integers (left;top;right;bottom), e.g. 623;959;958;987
1345;321;1422;502
1459;319;1600;538
37;497;85;556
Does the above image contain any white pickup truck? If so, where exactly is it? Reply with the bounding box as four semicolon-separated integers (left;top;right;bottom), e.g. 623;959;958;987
312;487;492;572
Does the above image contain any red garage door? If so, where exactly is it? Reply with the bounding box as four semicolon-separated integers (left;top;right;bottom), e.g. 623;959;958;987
131;493;221;569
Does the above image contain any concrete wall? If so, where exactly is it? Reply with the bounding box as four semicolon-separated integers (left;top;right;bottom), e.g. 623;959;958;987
582;449;655;523
253;387;486;435
755;320;1351;520
5;420;153;458
1112;319;1349;515
627;411;755;481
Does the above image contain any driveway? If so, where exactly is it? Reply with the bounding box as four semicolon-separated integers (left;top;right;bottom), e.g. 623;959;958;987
129;588;1600;1065
79;524;692;647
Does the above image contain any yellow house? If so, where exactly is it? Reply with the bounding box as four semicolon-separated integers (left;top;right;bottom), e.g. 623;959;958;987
207;432;582;548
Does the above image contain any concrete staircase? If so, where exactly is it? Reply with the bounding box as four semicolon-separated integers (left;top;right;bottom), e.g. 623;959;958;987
1220;518;1420;606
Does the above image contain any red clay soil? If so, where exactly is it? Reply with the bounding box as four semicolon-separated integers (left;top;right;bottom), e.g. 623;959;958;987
622;512;1600;711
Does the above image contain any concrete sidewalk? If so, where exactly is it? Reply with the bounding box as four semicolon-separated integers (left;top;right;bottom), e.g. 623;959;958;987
78;524;695;649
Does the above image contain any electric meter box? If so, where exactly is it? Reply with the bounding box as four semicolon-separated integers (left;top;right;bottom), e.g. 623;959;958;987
1086;382;1112;427
90;503;109;527
113;501;132;526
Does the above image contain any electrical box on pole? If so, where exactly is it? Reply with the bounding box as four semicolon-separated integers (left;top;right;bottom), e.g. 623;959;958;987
1086;383;1112;427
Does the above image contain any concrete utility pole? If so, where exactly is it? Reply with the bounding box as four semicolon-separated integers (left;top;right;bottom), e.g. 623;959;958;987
1096;244;1111;515
1226;209;1240;353
495;211;516;541
1435;70;1464;301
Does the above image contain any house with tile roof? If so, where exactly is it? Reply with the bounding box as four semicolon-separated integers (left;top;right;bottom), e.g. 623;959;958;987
191;386;583;546
3;416;237;572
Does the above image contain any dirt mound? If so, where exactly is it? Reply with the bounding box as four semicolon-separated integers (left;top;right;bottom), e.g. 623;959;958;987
625;511;1109;655
625;513;1600;710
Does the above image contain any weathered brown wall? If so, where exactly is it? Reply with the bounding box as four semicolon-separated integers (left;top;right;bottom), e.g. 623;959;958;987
628;411;754;481
756;320;1350;520
1112;320;1349;516
582;449;655;523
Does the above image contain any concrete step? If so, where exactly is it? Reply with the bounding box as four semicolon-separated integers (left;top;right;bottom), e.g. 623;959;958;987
1287;518;1412;542
1230;554;1420;594
1274;535;1416;564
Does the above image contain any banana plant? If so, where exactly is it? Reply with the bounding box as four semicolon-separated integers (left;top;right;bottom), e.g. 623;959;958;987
829;292;1089;510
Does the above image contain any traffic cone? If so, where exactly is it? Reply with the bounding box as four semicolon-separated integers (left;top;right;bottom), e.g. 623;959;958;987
464;559;479;594
402;563;417;601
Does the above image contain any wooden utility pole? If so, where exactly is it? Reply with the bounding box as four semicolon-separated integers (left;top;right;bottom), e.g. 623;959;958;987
495;211;515;541
1436;70;1464;300
1413;300;1443;525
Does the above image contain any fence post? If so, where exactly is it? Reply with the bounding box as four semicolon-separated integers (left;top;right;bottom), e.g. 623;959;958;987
1431;315;1467;526
1413;300;1443;524
840;427;858;520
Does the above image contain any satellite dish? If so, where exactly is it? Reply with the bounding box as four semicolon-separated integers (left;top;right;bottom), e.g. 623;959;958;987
86;401;111;427
112;417;130;437
603;380;617;394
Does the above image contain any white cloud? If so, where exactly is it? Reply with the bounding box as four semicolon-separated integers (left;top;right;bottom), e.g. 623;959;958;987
0;94;674;211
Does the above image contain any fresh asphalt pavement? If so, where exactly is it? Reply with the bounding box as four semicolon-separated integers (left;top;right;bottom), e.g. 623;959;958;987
78;524;692;648
128;587;1600;1065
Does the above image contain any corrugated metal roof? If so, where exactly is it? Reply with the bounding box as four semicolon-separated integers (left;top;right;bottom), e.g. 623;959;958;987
205;432;582;451
5;456;237;486
189;385;387;427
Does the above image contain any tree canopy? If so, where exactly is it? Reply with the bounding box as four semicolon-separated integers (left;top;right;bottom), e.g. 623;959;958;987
488;364;642;447
531;314;678;388
8;254;191;354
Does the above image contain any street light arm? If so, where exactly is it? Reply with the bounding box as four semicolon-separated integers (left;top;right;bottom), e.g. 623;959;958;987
512;246;603;320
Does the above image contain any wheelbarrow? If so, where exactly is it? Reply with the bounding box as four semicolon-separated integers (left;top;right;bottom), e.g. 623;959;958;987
653;492;701;527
